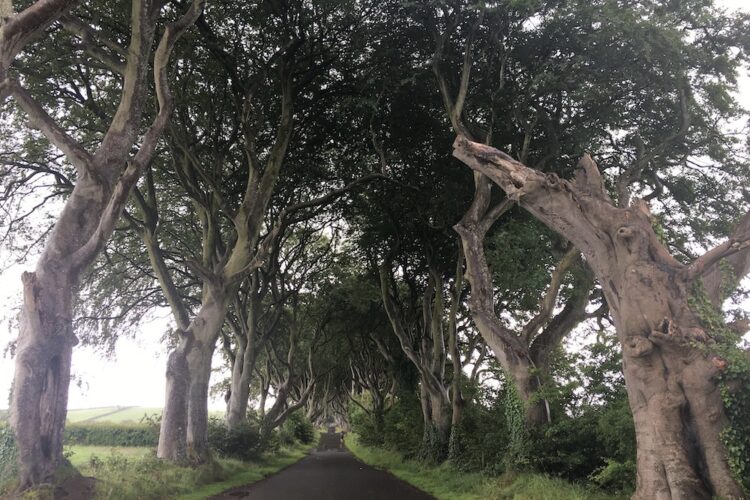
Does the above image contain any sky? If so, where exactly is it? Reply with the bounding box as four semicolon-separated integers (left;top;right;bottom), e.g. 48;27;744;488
1;0;749;412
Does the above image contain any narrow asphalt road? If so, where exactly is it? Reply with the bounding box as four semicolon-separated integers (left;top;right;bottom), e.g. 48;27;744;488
210;432;435;500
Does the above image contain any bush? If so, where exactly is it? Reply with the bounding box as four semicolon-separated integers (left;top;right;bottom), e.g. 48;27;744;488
382;391;423;458
349;399;384;447
448;384;509;474
207;417;262;461
282;412;315;445
0;425;18;492
64;422;158;447
590;459;636;493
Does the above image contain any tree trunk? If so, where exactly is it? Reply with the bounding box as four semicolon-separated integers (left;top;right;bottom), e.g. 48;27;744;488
419;382;451;461
610;258;739;498
158;291;226;462
157;342;190;461
225;304;263;430
453;136;746;499
10;270;76;489
225;338;253;430
455;221;548;427
258;375;269;419
185;341;215;460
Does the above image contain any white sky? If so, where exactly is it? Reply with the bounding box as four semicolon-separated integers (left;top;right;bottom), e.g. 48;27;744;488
1;0;749;412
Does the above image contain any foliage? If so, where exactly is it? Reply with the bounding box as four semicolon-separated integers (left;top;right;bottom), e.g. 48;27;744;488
589;459;637;493
0;425;18;491
382;392;424;458
689;278;750;493
420;423;447;463
502;382;530;471
447;383;509;474
64;422;158;448
280;412;316;445
349;399;384;447
206;418;263;461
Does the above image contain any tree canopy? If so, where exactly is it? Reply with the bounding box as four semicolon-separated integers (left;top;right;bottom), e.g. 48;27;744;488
1;0;749;497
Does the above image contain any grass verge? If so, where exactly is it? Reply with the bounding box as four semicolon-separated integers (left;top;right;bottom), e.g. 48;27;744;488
65;441;315;499
178;443;313;500
344;434;626;500
65;445;152;467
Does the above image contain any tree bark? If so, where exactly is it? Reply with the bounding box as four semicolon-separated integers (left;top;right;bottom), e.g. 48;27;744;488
225;334;256;429
453;136;746;499
157;341;190;461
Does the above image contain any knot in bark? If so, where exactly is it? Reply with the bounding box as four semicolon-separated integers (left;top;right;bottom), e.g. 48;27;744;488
626;336;654;358
616;226;636;240
545;173;562;189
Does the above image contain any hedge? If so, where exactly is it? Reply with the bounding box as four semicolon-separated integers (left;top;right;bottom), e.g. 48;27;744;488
64;422;158;447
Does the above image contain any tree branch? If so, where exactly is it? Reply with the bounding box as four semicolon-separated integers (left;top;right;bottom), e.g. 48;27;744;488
6;79;92;171
70;0;204;268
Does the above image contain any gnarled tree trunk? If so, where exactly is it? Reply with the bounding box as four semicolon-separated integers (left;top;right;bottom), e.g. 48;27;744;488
453;136;747;499
12;267;77;488
158;288;227;462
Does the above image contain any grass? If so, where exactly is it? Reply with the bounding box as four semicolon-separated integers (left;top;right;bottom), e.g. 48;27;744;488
178;443;314;500
62;440;315;499
64;445;153;467
344;434;626;500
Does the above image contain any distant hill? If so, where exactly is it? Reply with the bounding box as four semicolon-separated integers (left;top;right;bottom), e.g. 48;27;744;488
0;406;224;425
66;406;162;423
66;406;223;424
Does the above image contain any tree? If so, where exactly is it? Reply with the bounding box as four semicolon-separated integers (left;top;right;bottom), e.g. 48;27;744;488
414;0;600;426
0;0;201;488
453;136;749;498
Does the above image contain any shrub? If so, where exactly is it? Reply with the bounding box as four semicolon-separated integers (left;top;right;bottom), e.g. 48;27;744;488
282;412;315;444
448;384;509;473
64;422;158;447
590;459;636;493
349;399;384;447
382;391;423;458
206;417;262;460
0;425;18;492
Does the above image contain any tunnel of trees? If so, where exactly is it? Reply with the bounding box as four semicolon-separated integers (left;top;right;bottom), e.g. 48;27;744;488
1;0;749;498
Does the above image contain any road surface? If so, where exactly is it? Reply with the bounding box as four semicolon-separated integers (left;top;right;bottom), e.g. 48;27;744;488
211;432;435;500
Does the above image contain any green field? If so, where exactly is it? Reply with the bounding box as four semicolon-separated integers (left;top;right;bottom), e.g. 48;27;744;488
65;407;223;423
66;406;164;423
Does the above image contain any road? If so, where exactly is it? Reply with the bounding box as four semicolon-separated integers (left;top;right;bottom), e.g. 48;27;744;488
211;432;435;500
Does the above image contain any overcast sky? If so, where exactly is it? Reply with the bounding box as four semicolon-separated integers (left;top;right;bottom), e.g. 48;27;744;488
1;0;749;412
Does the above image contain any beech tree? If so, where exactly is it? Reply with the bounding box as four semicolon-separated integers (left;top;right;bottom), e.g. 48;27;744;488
408;0;750;436
453;138;749;497
0;0;201;489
